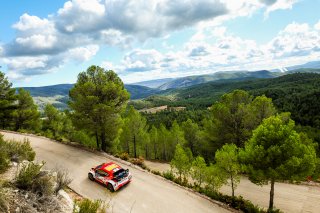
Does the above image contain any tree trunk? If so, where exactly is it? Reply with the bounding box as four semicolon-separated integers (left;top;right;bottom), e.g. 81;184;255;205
95;131;100;150
154;143;157;159
15;120;20;131
145;145;148;159
101;131;107;152
133;135;137;158
126;140;130;154
268;179;275;212
231;174;235;197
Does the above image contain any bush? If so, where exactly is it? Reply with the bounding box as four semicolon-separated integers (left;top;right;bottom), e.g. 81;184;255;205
44;129;54;139
71;131;96;149
0;136;35;173
0;149;9;173
199;188;282;213
162;171;175;181
32;175;54;196
129;156;145;166
54;168;72;195
151;170;161;176
73;199;106;213
119;152;130;161
2;139;35;162
0;188;8;212
16;162;43;190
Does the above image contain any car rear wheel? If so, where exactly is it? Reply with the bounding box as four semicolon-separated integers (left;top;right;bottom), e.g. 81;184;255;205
88;173;94;181
107;183;114;192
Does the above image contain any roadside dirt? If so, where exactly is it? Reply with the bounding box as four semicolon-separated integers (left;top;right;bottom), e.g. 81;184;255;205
144;159;320;213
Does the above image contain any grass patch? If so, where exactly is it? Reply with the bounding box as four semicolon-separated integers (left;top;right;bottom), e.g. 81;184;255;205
73;199;106;213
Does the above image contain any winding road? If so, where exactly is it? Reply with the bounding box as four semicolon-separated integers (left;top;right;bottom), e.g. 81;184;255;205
1;131;230;213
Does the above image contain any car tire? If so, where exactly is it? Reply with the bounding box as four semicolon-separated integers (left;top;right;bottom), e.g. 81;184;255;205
107;183;114;192
88;173;94;181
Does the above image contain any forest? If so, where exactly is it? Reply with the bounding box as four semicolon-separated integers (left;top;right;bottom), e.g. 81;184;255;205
1;66;319;212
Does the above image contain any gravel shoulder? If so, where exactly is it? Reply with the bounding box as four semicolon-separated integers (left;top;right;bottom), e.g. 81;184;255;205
144;157;320;213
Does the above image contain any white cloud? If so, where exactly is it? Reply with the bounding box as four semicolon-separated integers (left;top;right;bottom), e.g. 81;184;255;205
68;45;100;62
265;0;297;18
2;55;63;80
2;0;301;81
12;13;52;31
314;20;320;31
123;49;163;72
267;22;320;57
118;20;320;83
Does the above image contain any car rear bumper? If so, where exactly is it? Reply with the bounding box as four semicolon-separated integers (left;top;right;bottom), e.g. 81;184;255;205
114;177;132;191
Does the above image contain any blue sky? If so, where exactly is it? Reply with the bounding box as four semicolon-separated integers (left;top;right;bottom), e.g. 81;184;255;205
1;0;320;87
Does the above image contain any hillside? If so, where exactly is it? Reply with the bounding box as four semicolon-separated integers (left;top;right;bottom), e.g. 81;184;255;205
134;64;320;91
157;70;280;90
133;78;174;88
21;84;160;110
133;72;320;129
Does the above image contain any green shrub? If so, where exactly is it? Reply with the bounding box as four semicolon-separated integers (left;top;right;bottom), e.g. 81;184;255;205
199;188;282;213
119;152;130;161
0;188;8;212
44;130;54;139
71;131;96;149
73;199;106;213
0;136;36;173
0;149;9;173
16;162;43;190
172;176;189;187
162;171;175;181
151;170;161;175
3;139;35;162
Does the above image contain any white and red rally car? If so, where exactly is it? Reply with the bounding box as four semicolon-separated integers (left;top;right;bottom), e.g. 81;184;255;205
88;162;132;192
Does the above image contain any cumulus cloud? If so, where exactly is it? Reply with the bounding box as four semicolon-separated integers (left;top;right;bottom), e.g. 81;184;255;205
189;45;210;57
315;20;320;31
265;0;297;17
68;45;100;62
2;55;64;80
119;20;320;83
267;22;320;57
123;49;163;72
2;0;301;81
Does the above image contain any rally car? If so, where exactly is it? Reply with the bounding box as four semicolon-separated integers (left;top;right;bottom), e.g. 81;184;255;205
88;162;132;192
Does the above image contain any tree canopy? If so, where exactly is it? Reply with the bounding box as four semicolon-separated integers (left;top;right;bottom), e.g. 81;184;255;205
69;66;129;151
0;71;16;129
13;88;40;131
240;113;318;211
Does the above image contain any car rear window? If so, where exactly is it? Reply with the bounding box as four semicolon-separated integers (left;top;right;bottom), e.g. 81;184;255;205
113;168;126;177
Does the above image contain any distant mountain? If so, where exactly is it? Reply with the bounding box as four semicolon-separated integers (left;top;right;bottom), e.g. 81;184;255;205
271;60;320;72
135;61;320;90
124;85;160;99
157;70;280;90
132;78;174;88
22;84;74;97
20;83;160;110
131;71;320;111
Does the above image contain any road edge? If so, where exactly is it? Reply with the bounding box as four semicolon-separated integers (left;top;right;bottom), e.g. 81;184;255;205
0;130;239;213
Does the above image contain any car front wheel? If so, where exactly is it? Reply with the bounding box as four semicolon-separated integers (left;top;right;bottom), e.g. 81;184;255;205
88;173;94;181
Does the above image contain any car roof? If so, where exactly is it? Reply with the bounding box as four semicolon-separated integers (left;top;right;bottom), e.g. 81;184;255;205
99;162;122;174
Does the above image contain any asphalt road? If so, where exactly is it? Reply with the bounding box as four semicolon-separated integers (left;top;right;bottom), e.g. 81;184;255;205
145;157;320;213
1;131;230;213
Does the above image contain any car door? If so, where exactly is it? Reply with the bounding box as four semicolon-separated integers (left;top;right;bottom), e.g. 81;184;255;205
95;169;109;184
